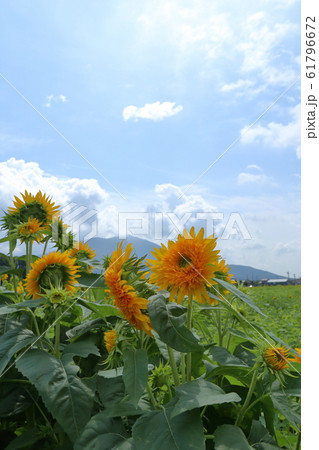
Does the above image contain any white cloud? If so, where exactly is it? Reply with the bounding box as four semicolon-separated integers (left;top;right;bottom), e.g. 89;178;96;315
240;104;301;158
221;79;255;92
122;101;183;122
0;159;300;275
237;173;270;185
45;94;67;108
247;164;262;171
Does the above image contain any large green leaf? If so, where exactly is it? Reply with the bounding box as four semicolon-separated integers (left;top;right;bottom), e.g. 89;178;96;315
147;295;203;353
62;337;100;362
4;428;44;450
213;279;265;316
171;379;241;417
97;375;125;408
76;273;106;288
0;327;37;375
132;407;205;450
0;298;46;316
66;318;106;340
0;383;32;418
123;348;148;407
210;346;248;367
214;424;254;449
77;299;122;319
270;391;300;428
248;420;281;450
205;365;253;386
16;349;95;443
74;412;129;450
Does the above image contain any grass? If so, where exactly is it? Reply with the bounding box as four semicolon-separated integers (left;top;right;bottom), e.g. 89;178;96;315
242;285;301;348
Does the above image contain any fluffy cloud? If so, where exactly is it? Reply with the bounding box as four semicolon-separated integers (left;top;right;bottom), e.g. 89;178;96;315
221;79;255;92
45;94;67;108
0;158;300;275
237;173;270;185
240;104;301;157
122;101;183;122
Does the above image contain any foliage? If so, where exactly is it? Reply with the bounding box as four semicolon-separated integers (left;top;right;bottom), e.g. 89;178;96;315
0;191;301;449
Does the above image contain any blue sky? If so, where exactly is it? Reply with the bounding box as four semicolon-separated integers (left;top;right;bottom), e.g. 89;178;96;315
0;0;301;276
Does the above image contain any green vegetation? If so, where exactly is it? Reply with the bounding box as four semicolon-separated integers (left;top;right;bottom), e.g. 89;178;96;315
242;285;301;348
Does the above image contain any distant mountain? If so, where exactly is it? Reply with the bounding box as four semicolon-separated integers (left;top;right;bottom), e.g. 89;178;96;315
87;236;284;281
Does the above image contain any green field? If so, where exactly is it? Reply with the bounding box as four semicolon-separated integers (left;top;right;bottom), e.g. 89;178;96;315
242;285;301;348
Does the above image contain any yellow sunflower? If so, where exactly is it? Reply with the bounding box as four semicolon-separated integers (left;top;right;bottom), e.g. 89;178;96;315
69;241;96;260
288;347;301;363
104;243;153;336
263;346;290;371
104;330;117;353
146;227;220;304
212;257;235;300
16;218;46;243
4;190;60;230
25;251;80;299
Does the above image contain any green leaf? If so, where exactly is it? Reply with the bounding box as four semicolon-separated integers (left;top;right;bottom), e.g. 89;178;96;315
132;407;205;450
213;279;265;316
171;379;241;417
260;397;276;438
66;318;106;340
97;375;125;408
62;337;100;361
205;365;253;386
147;295;203;353
77;298;122;319
123;348;148;407
76;273;106;288
0;327;37;375
210;346;248;367
16;349;95;443
0;383;32;418
0;266;23;276
270;391;300;428
0;298;46;316
4;428;43;450
214;424;254;449
248;420;280;449
74;412;128;450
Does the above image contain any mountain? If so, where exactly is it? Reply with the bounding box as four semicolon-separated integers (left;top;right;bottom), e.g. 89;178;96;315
88;236;284;281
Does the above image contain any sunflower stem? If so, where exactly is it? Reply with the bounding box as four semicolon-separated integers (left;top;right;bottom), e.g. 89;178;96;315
235;367;259;427
180;353;186;384
25;240;33;275
42;237;49;257
55;309;61;357
186;296;193;382
9;239;18;295
146;382;159;409
167;345;180;386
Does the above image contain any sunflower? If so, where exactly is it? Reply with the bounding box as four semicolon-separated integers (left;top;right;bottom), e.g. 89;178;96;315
16;218;46;243
50;217;74;251
146;227;220;304
25;251;80;299
104;243;153;336
69;241;95;262
104;330;117;353
3;190;60;230
211;257;235;301
263;346;290;371
288;347;301;363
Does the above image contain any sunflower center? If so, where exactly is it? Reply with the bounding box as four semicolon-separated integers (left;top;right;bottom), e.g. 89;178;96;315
18;202;48;224
178;254;192;268
38;265;69;291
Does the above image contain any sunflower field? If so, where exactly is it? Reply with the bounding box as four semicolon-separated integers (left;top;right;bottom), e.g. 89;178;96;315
0;191;301;449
